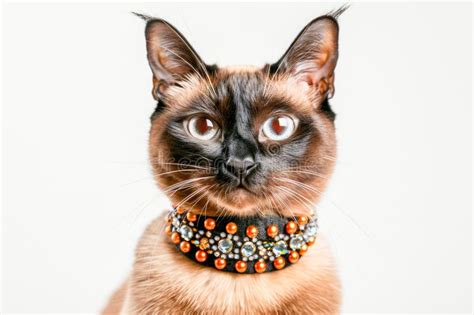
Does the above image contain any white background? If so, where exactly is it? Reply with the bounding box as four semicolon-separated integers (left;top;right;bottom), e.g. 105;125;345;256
2;2;472;313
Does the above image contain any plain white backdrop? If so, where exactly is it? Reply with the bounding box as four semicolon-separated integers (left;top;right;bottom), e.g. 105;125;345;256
2;2;472;313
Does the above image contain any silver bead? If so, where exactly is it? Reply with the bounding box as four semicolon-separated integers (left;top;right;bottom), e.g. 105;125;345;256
179;225;193;241
290;234;305;250
218;238;233;254
241;241;257;257
272;240;288;256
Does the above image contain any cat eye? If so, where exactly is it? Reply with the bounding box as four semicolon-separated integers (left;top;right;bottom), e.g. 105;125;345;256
186;116;220;141
261;115;297;141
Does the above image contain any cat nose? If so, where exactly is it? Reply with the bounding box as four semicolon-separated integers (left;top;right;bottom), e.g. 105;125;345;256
225;156;257;180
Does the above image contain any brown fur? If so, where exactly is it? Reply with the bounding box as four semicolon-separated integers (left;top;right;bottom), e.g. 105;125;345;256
105;14;343;313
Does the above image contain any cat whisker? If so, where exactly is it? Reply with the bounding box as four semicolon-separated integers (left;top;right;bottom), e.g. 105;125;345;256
321;155;338;162
175;185;211;224
274;177;321;195
278;164;327;171
153;169;203;177
124;192;162;230
272;188;300;222
280;170;328;179
154;162;211;170
189;184;214;214
211;195;224;223
274;181;318;205
274;178;323;213
196;185;214;225
162;176;213;194
275;178;369;237
275;186;316;216
177;186;212;227
264;190;284;217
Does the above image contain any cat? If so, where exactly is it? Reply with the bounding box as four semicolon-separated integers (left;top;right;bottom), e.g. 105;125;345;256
103;8;346;314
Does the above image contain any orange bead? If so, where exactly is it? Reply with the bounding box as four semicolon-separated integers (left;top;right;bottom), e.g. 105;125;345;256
176;206;186;214
307;236;316;246
273;256;286;270
266;225;279;238
186;212;197;222
214;258;227;270
299;244;309;256
254;260;267;273
288;251;300;263
204;218;216;230
235;261;248;273
285;221;298;234
170;232;181;244
298;216;308;225
180;241;191;253
195;250;208;262
246;225;258;238
226;222;238;234
165;225;172;236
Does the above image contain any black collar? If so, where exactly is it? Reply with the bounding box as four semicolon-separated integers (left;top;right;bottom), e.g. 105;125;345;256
166;206;318;274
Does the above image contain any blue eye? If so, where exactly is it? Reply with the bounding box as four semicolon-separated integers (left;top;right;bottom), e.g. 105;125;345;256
261;115;296;141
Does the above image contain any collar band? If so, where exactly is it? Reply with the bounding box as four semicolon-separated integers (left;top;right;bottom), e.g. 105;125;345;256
165;207;318;274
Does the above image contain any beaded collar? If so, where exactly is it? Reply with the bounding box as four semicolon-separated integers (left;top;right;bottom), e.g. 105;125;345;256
165;206;318;274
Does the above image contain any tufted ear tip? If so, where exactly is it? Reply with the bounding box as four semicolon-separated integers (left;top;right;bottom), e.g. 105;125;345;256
132;11;153;21
326;3;350;20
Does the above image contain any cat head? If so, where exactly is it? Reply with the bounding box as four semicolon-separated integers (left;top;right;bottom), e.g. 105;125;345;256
140;12;343;217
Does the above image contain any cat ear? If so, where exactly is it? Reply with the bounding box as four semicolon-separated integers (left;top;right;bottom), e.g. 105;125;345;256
273;16;340;99
144;18;207;100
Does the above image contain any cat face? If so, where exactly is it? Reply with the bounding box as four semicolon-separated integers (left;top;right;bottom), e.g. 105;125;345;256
143;15;340;217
